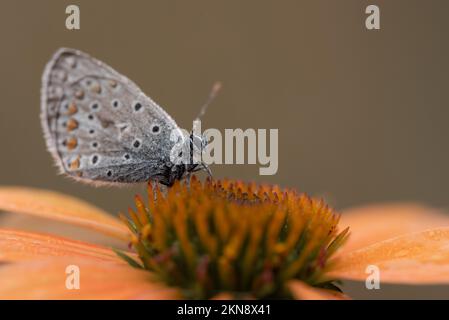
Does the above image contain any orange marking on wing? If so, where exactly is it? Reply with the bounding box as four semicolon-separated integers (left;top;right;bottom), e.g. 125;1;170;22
67;119;79;131
67;102;78;115
66;137;78;150
69;157;80;170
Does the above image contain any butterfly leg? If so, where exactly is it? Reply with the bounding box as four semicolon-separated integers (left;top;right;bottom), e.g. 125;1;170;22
202;161;213;179
191;161;213;179
185;171;191;190
151;180;158;201
158;183;168;196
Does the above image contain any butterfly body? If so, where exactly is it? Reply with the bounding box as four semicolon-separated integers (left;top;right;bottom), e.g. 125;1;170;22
41;48;201;186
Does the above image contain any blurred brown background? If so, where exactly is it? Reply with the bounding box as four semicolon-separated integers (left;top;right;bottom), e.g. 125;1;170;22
0;0;448;299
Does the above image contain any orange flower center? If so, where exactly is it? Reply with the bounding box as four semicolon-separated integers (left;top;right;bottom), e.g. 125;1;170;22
119;176;349;299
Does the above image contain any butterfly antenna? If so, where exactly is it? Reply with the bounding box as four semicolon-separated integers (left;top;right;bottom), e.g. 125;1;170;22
195;81;222;121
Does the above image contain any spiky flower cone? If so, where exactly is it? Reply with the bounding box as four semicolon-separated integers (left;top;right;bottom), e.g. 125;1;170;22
119;176;349;299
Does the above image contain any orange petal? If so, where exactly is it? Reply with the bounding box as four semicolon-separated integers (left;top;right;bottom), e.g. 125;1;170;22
339;203;449;254
0;257;181;299
0;213;127;248
0;229;124;263
330;227;449;284
287;280;349;300
0;187;128;240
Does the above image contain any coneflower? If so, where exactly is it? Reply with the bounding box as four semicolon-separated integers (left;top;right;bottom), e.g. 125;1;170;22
120;176;349;299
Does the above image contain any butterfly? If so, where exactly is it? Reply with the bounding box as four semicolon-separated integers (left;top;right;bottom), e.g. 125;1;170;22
41;48;213;186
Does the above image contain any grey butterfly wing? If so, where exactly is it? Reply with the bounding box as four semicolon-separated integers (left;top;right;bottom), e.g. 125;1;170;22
41;48;183;185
